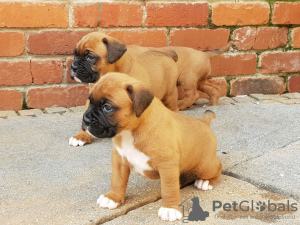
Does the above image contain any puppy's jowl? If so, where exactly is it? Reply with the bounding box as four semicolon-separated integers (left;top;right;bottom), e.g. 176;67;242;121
69;32;179;147
82;72;222;222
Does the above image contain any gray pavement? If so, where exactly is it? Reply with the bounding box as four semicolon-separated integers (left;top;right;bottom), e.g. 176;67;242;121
0;95;300;224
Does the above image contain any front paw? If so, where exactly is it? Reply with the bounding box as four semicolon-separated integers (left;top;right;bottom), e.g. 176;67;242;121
97;194;119;210
69;137;86;147
68;131;91;147
194;179;213;190
158;207;182;221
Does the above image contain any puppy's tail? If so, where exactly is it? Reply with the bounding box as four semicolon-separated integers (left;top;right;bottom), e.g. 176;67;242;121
199;110;216;126
205;41;232;58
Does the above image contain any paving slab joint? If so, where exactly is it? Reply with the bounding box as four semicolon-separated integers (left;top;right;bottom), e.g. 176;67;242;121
95;196;162;224
223;170;299;202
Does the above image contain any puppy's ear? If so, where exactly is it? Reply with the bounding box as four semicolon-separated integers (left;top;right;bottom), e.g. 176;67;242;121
126;84;154;117
103;37;127;64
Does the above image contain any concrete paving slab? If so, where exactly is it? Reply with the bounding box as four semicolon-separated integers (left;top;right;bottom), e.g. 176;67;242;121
281;93;300;99
250;94;288;101
279;99;300;105
69;106;85;113
194;97;236;106
182;103;300;169
0;110;18;118
232;95;256;103
104;175;300;224
44;107;70;114
1;101;300;224
225;140;300;201
218;97;237;105
0;114;195;225
0;114;163;225
193;98;209;106
256;100;283;105
18;109;44;117
250;94;300;105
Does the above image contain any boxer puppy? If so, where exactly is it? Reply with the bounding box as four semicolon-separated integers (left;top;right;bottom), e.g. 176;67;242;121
82;72;222;222
69;32;179;147
153;43;232;110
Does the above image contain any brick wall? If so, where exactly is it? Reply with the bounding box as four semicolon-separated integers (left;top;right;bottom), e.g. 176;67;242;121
0;0;299;111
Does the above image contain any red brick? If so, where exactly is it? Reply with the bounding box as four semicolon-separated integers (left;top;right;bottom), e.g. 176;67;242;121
0;32;25;56
233;28;256;50
146;3;209;27
272;2;300;25
288;75;300;93
292;28;300;49
212;3;270;26
31;60;63;85
260;52;300;74
0;90;23;111
254;27;288;50
27;86;89;109
0;61;32;86
233;27;288;50
230;77;286;96
74;3;143;27
28;31;89;55
170;29;230;51
0;2;68;28
106;30;167;47
210;54;257;77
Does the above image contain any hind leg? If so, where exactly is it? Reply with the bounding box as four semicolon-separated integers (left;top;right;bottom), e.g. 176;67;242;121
193;158;222;191
162;87;179;112
198;79;220;106
178;74;200;110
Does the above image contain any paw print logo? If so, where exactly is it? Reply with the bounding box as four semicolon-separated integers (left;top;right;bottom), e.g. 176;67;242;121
256;201;266;211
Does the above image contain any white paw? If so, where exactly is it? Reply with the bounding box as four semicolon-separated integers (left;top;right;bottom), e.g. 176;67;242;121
158;207;182;221
195;179;213;190
68;137;86;147
97;194;119;209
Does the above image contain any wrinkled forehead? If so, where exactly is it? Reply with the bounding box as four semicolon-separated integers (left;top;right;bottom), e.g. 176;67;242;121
91;80;130;105
77;33;108;55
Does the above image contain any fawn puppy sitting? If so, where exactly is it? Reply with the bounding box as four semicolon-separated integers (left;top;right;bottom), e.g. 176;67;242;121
81;72;222;222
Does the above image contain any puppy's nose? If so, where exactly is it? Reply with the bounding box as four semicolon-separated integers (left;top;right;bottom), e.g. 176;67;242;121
71;62;78;71
83;112;92;126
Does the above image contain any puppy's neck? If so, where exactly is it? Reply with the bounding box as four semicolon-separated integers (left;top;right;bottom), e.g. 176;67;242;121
114;52;133;74
116;99;171;136
133;98;169;133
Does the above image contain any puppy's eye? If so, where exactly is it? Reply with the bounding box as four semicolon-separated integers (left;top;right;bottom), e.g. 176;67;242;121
87;54;95;63
103;103;114;114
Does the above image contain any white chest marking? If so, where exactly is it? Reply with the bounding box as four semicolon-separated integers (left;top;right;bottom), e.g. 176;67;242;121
116;130;151;176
